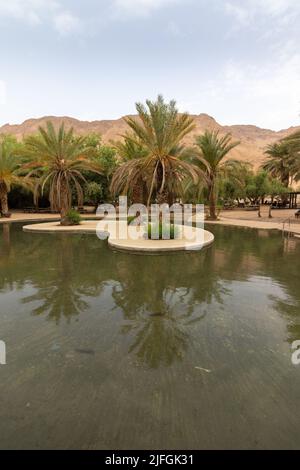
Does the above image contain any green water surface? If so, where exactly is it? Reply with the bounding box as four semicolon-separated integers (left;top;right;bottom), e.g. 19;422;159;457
0;223;300;449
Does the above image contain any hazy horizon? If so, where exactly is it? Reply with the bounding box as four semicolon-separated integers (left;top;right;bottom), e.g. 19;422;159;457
1;0;300;131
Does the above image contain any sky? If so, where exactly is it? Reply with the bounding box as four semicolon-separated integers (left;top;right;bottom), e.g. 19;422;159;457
0;0;300;130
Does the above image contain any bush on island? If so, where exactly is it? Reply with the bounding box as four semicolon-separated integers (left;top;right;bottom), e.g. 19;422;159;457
147;223;179;240
61;209;82;226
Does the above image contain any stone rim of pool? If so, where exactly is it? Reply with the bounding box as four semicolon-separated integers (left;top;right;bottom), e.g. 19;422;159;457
22;221;214;253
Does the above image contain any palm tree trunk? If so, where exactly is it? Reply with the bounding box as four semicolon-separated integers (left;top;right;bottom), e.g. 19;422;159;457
0;181;9;216
142;181;148;206
209;180;217;220
157;190;169;205
156;162;169;206
132;181;143;204
60;179;70;224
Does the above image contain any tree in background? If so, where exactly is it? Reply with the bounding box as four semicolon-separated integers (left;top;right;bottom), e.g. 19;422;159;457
23;122;102;224
0;135;31;217
111;133;149;204
263;131;300;189
111;95;198;206
245;171;270;206
84;181;103;209
281;130;300;183
190;130;240;219
267;178;289;217
82;133;117;203
263;141;292;188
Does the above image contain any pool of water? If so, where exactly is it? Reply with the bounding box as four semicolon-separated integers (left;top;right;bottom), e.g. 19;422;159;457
0;222;300;449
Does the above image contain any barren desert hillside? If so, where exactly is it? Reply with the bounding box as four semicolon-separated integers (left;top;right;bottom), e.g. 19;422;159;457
1;114;299;169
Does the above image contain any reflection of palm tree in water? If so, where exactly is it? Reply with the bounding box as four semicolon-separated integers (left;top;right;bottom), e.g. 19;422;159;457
112;249;227;368
0;223;11;262
21;234;105;323
213;226;300;345
121;304;208;369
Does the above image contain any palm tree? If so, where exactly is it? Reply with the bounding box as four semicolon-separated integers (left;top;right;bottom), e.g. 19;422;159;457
191;130;240;220
23;122;102;224
0;137;31;216
111;95;198;206
281;130;300;183
111;133;149;204
263;141;292;187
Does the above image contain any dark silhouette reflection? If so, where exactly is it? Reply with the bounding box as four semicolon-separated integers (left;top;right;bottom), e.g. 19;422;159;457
20;234;109;324
210;226;300;344
124;312;190;368
0;226;109;323
20;235;93;323
0;223;12;265
110;249;228;367
115;287;209;368
0;223;300;366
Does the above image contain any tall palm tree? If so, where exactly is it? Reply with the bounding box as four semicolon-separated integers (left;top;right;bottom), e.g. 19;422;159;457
0;137;31;216
112;133;149;203
263;141;292;187
281;130;300;183
23;122;102;224
111;95;198;206
191;130;240;220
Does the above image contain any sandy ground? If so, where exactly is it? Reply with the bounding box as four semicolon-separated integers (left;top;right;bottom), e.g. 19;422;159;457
2;208;300;236
0;210;97;224
204;208;300;236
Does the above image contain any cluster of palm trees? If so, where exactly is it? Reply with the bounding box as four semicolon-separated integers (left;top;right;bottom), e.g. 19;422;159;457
1;95;300;224
0;123;102;224
263;132;300;189
111;95;241;219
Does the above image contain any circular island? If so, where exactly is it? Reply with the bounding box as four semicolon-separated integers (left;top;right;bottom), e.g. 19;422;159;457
23;220;214;253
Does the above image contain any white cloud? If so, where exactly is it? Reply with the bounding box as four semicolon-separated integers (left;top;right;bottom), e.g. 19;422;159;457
54;11;81;35
178;55;300;130
0;1;81;35
0;80;7;105
0;0;58;24
112;0;181;17
224;0;300;25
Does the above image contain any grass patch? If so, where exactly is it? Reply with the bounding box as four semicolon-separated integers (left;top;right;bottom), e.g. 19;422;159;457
147;223;180;240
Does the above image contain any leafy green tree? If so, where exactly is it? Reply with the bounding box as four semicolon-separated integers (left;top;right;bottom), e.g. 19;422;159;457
82;133;117;203
84;181;103;208
245;171;270;205
218;162;252;206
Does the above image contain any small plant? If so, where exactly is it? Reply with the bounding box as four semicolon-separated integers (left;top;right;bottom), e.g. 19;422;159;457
127;215;137;225
147;223;179;240
64;209;82;226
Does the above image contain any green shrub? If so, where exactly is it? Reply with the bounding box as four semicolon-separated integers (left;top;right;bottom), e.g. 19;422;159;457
127;215;137;225
147;223;179;240
84;182;103;206
66;209;82;225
